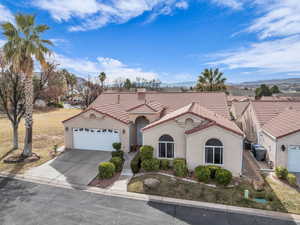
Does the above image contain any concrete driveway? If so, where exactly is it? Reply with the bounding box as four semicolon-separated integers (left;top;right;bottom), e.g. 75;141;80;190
25;149;111;186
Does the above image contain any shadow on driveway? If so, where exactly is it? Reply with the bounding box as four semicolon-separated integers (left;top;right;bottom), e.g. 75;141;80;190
25;149;111;189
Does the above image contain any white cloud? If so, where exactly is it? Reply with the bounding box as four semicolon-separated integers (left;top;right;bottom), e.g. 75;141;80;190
49;53;158;82
209;0;244;10
175;1;189;9
0;4;14;23
33;0;190;31
247;0;300;39
208;36;300;73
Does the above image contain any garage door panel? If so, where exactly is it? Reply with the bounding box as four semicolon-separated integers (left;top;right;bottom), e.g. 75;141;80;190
288;145;300;172
73;128;119;151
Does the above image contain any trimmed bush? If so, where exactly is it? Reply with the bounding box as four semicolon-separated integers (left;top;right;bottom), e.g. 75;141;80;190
130;152;141;174
275;166;288;179
112;142;122;151
206;165;221;179
160;159;170;170
111;150;124;160
141;158;160;172
195;166;211;182
140;145;154;161
98;162;115;179
287;173;297;186
110;157;123;172
215;169;232;186
173;158;188;177
173;158;186;166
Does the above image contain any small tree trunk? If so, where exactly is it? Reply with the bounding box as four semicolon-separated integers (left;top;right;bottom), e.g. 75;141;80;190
22;75;33;157
12;124;19;150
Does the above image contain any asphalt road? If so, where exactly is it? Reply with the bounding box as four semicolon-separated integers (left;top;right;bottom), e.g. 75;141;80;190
0;177;298;225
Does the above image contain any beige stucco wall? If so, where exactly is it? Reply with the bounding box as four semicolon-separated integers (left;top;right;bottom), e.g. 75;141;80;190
186;125;243;176
277;132;300;168
261;130;300;169
143;114;244;176
240;104;261;143
63;110;131;152
260;131;277;165
143;120;187;158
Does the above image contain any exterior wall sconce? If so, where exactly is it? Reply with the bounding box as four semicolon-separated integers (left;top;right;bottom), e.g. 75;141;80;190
122;129;126;134
281;145;286;152
65;127;69;132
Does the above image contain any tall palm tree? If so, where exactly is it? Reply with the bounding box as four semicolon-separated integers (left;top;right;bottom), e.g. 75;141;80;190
196;68;226;91
1;14;52;157
98;72;106;89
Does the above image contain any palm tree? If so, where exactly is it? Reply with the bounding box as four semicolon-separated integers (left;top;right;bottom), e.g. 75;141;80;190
98;72;106;89
1;14;52;157
196;68;226;91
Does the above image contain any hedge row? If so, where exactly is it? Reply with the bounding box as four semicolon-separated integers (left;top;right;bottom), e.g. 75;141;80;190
194;165;232;186
98;142;124;179
275;166;297;186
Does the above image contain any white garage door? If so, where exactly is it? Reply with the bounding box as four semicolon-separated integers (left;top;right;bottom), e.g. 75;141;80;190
73;128;120;151
288;145;300;172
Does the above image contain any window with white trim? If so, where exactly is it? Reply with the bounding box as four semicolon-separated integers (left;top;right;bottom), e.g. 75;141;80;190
205;138;223;165
158;135;174;158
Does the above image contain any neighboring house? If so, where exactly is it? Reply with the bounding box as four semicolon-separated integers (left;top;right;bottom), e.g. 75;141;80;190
63;90;244;176
240;100;300;172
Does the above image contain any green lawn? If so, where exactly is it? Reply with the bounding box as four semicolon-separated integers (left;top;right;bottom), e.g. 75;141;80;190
128;173;289;213
0;108;80;174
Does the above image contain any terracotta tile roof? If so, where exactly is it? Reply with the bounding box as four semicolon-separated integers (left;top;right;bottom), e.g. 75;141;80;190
126;100;164;113
262;108;300;139
91;91;230;119
143;102;243;136
251;101;300;127
231;101;249;119
65;92;231;125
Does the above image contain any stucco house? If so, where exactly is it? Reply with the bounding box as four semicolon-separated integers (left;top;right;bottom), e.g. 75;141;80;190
240;101;300;172
63;90;244;175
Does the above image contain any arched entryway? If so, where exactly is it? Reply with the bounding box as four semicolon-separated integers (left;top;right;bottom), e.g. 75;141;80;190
135;116;149;145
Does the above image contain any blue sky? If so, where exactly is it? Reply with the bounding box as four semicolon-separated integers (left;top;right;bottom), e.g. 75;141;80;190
1;0;300;84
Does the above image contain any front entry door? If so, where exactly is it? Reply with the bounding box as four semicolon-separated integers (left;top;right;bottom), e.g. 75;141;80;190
136;117;149;145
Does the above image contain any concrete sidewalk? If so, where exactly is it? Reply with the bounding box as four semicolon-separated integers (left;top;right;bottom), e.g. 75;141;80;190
1;171;300;223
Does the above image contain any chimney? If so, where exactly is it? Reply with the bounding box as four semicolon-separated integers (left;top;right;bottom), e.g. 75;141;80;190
117;94;120;104
137;88;146;100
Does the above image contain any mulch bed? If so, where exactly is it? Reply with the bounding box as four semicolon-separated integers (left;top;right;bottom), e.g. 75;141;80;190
89;172;121;189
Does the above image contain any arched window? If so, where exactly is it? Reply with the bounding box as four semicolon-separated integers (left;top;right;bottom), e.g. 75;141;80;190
159;135;174;158
205;138;223;165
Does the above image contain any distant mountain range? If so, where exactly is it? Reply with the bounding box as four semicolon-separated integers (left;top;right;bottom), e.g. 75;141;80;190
237;78;300;86
162;78;300;87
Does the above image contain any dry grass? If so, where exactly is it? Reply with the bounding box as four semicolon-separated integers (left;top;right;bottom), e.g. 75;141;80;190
0;108;80;173
265;174;300;214
128;174;288;213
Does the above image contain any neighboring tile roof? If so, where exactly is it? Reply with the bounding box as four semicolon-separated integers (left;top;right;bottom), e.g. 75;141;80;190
143;102;243;136
262;108;300;139
251;101;300;127
231;101;249;119
227;95;253;102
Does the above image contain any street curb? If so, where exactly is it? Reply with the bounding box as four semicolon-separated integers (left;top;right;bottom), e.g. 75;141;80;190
1;172;300;223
